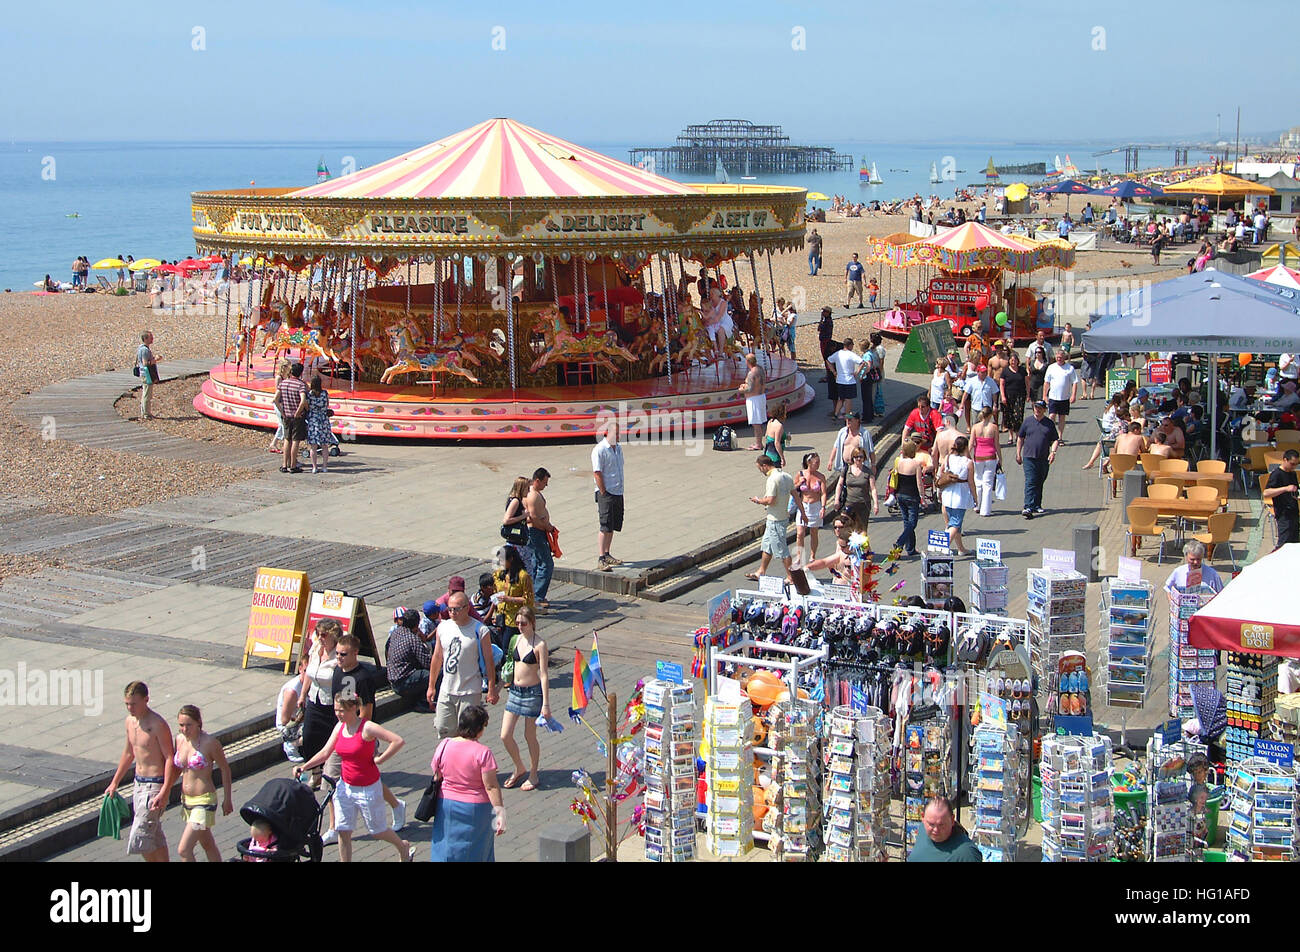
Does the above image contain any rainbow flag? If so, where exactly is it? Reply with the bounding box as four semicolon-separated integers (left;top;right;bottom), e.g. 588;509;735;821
570;648;591;716
589;631;606;696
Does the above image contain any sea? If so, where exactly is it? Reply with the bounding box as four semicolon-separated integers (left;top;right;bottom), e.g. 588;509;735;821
0;138;1192;292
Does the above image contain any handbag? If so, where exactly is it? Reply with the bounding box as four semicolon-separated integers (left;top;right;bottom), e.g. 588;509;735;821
935;464;960;490
994;467;1007;502
500;522;527;544
132;365;140;377
414;743;445;823
501;632;520;688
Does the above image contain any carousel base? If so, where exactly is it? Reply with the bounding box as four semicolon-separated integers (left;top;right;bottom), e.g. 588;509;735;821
195;355;814;440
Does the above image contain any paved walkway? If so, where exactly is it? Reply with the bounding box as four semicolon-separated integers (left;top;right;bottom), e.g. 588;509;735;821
1;351;1261;861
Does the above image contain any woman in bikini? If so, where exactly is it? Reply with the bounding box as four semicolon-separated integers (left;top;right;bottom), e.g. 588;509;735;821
794;452;827;566
499;605;551;792
763;404;790;468
173;704;233;862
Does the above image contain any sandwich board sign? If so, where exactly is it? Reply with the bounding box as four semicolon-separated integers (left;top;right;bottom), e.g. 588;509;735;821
305;590;380;665
242;567;310;673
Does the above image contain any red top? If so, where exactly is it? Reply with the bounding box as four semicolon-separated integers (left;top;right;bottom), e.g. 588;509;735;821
905;408;943;448
335;719;380;786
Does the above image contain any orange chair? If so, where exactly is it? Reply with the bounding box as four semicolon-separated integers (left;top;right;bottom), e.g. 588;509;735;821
1276;430;1300;447
1195;459;1226;474
1159;458;1190;473
1106;454;1138;501
1139;453;1165;477
1182;485;1222;532
1125;501;1167;563
1192;512;1238;572
1147;483;1180;500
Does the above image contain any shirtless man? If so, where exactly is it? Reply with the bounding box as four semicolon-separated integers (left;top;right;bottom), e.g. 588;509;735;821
988;342;1008;384
804;514;853;579
106;681;177;862
1155;418;1186;459
932;413;964;473
1113;421;1147;459
524;467;555;610
737;354;767;450
1148;431;1173;459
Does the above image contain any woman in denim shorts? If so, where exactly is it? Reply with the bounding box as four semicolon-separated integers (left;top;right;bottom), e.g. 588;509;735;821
499;606;551;791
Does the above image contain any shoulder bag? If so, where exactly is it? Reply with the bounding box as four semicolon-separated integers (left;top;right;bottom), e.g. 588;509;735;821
414;741;446;822
935;461;961;490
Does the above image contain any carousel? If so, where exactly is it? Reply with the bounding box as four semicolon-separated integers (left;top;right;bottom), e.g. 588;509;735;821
869;222;1076;344
191;118;813;439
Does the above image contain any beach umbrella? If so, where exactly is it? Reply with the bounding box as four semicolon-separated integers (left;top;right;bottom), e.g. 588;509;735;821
1004;183;1029;202
806;191;829;201
198;254;224;265
129;258;163;271
1188;544;1300;656
1096;180;1164;199
156;264;185;274
1040;178;1097;215
177;258;204;270
1164;171;1275;215
1245;264;1300;289
91;257;125;269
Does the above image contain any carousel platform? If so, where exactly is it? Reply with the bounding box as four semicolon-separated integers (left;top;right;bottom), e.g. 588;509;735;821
195;355;814;440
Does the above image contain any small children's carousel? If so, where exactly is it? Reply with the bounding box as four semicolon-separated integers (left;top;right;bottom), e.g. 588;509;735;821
191;118;813;440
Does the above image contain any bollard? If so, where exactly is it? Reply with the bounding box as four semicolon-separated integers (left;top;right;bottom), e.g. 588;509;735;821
1122;469;1145;513
538;823;591;862
1074;524;1100;582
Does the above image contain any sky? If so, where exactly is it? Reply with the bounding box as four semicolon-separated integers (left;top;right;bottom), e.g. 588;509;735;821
2;0;1296;145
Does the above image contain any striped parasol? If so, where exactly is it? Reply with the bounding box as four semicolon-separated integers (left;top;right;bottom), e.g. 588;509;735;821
897;222;1073;273
290;118;702;199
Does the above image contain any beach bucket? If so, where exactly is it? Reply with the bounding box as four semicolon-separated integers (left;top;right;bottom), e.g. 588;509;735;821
1204;792;1222;846
1031;771;1042;822
1203;849;1226;862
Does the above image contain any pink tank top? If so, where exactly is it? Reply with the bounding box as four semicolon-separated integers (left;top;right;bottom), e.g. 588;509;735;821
973;433;998;460
335;719;380;787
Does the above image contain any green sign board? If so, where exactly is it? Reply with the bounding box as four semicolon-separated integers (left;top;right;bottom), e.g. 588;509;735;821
1106;367;1137;398
895;320;956;374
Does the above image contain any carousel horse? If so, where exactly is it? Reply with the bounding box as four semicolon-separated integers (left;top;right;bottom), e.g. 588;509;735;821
626;305;669;374
381;325;481;385
265;325;341;370
673;299;712;369
527;306;635;375
224;310;257;370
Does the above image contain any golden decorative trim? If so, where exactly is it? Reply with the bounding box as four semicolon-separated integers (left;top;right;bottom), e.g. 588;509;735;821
474;207;551;237
305;206;358;238
202;205;235;232
653;205;712;233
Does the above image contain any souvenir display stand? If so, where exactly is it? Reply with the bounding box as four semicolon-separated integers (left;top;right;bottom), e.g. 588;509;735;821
768;697;823;861
708;637;825;699
703;693;754;858
970;720;1023;861
1224;651;1278;765
1225;758;1296;861
1100;579;1155;750
1268;693;1300;748
1039;733;1115;862
1168;585;1217;720
642;679;697;862
921;551;955;609
903;714;957;853
1146;734;1193;862
823;706;891;862
1026;568;1087;731
969;555;1010;616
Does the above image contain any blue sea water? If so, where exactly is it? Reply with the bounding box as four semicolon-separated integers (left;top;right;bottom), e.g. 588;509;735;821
0;138;1188;292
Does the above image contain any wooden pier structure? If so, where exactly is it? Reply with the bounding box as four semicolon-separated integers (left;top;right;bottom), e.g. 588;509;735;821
629;119;853;175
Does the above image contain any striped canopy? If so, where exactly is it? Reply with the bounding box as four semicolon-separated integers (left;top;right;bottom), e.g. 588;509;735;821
290;118;701;200
881;222;1074;272
1246;264;1300;289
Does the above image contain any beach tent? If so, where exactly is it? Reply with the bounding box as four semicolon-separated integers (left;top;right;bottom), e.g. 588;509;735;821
1188;544;1300;657
1246;264;1300;289
1082;268;1300;457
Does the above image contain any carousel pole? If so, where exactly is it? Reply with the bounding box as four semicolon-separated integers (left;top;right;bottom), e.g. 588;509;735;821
405;259;412;326
662;254;677;380
652;257;673;386
766;251;779;373
244;251;257;382
349;257;358;394
454;256;462;333
506;259;518;396
221;267;231;368
581;258;591;332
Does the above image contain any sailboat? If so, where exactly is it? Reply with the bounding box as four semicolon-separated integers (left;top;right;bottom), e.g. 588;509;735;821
741;151;755;180
869;162;883;185
929;161;941;184
316;156;331;182
1062;154;1080;177
984;156;999;180
715;155;729;184
859;155;870;184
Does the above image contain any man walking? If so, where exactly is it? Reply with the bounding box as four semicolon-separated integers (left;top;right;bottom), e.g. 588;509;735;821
826;337;862;419
845;253;866;308
106;681;176;862
808;228;823;276
817;306;837;388
962;363;1000;429
524;468;555;609
592;420;625;571
136;330;160;421
273;361;308;473
746;451;795;582
1042;349;1078;441
737;353;768;449
1264;449;1300;548
1017;400;1060;518
427;592;498;741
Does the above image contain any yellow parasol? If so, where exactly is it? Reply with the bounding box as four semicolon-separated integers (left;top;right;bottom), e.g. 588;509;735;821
239;256;267;266
1004;183;1029;202
1163;172;1276;197
128;258;163;271
91;258;125;269
806;191;830;201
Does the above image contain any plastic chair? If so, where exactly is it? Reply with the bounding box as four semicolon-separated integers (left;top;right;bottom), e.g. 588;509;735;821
1125;501;1167;563
1195;459;1226;474
1275;430;1300;447
1192;512;1238;572
1147;483;1180;500
1139;453;1165;477
1107;454;1138;501
1159;458;1190;473
1182;485;1222;532
1242;445;1270;493
1259;473;1278;548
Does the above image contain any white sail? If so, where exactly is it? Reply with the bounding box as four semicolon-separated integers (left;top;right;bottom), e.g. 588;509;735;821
1054;154;1063;171
869;162;883;185
929;161;941;183
715;155;729;184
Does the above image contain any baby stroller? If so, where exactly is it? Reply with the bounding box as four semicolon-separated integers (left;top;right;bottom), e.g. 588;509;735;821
235;776;336;862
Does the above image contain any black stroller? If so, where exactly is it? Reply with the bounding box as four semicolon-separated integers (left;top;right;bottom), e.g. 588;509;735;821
235;776;336;862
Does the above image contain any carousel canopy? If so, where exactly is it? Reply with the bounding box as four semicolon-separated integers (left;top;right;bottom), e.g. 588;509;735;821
191;118;806;262
878;221;1075;273
291;118;699;200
